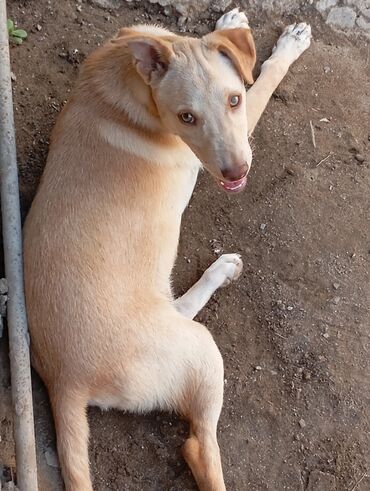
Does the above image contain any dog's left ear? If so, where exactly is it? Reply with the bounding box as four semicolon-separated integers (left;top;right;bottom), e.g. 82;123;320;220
205;28;256;84
126;36;174;85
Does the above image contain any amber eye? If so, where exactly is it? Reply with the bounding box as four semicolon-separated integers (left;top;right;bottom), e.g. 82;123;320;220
229;94;241;108
179;112;196;125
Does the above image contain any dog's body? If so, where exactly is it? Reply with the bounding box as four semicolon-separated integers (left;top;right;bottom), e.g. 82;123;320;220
23;9;311;491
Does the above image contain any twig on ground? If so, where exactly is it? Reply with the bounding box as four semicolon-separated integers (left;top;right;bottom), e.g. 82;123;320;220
309;120;316;148
316;152;332;167
350;471;368;491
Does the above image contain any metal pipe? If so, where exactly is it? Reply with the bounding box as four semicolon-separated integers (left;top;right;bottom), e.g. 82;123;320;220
0;1;38;489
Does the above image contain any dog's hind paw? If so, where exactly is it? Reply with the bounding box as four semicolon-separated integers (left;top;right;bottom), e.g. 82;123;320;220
216;8;250;31
273;22;312;64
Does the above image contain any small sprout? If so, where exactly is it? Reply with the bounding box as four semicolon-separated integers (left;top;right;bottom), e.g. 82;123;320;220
7;18;28;45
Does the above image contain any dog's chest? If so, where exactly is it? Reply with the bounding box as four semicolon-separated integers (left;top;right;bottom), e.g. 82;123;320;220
172;163;199;216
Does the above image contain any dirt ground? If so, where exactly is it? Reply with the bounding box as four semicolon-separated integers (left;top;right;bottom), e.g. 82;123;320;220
1;0;369;490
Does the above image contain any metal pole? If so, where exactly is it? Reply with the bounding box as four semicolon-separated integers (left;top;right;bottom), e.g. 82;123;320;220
0;1;38;489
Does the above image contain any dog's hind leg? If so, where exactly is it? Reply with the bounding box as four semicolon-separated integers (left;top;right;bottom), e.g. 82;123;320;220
246;23;311;135
49;389;92;491
174;254;243;319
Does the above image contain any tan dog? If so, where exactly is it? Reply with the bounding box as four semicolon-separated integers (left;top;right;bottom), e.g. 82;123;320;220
23;9;311;491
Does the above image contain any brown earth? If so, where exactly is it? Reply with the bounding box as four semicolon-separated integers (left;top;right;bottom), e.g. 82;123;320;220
1;0;369;490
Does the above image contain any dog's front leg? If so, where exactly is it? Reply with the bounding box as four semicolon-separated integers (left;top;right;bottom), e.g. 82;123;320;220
215;9;311;136
174;254;243;319
245;23;311;135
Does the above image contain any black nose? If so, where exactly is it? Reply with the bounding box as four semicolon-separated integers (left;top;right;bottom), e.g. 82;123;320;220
221;163;249;181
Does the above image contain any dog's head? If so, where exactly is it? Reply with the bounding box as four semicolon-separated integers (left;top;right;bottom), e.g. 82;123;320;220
125;28;256;193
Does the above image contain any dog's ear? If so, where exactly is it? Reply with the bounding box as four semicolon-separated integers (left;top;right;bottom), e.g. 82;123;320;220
126;37;174;85
205;28;256;84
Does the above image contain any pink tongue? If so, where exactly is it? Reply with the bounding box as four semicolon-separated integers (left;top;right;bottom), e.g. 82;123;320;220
219;175;247;191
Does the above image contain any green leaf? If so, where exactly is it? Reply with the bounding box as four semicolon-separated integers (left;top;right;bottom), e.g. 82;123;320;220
12;36;23;45
7;19;14;32
12;29;27;39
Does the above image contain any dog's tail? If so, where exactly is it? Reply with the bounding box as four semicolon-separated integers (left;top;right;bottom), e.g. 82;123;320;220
50;390;93;491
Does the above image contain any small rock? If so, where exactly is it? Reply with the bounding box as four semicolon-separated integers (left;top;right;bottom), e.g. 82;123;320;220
76;5;82;12
254;365;262;371
287;305;294;311
327;7;357;29
307;470;336;490
302;370;311;381
319;117;330;122
36;24;42;31
332;296;340;305
316;0;337;13
177;16;187;27
332;282;340;290
355;153;365;163
323;66;331;74
211;0;232;13
323;332;330;339
357;15;370;30
3;482;17;491
0;278;8;294
10;72;16;82
0;295;7;317
299;418;306;428
260;223;267;231
45;447;59;468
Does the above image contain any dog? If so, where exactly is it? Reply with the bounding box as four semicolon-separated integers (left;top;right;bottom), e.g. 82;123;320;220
23;8;311;491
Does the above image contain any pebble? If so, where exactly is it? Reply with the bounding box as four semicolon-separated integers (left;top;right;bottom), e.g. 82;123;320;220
260;223;267;231
307;470;336;490
332;282;340;290
332;296;340;305
45;447;59;468
323;332;330;339
299;418;306;428
0;278;8;294
355;153;365;163
254;365;262;371
211;0;232;13
177;16;187;27
287;305;294;311
302;370;311;381
76;5;82;12
36;24;42;31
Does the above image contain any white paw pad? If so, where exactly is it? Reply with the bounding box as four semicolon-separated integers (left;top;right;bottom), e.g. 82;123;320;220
216;8;249;31
204;253;243;288
273;22;312;63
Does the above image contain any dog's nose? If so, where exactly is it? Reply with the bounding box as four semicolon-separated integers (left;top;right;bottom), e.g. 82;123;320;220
221;163;249;181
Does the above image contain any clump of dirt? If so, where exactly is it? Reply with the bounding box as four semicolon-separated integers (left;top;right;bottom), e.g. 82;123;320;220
1;1;369;490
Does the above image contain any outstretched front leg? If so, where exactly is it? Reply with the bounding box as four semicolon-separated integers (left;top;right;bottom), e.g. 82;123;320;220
216;8;312;135
174;254;243;319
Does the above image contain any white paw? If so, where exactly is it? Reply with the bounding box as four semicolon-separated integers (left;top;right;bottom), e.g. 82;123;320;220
216;8;249;31
272;22;312;64
204;253;243;288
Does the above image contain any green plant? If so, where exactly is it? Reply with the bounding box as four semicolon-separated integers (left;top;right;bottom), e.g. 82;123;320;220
7;19;27;45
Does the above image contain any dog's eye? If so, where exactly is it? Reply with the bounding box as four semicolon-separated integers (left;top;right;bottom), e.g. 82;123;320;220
179;112;196;125
229;95;240;108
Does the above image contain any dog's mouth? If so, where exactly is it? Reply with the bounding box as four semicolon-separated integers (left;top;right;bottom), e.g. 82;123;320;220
218;175;247;193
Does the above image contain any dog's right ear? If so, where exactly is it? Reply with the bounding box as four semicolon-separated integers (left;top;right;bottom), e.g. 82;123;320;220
126;37;174;85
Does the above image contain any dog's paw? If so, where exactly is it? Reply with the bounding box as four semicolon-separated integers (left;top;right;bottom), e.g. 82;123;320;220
204;253;243;288
216;8;249;31
272;22;312;64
